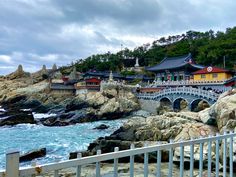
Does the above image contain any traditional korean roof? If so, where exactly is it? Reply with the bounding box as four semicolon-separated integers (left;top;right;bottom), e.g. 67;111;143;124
83;71;124;79
50;83;75;90
193;66;231;74
85;78;101;83
146;53;204;72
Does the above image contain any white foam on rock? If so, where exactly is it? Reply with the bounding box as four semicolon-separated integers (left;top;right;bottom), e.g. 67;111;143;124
33;113;57;119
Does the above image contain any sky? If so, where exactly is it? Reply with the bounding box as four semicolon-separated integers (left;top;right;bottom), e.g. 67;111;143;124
0;0;236;75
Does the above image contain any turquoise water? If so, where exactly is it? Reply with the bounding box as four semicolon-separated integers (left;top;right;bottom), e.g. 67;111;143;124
0;119;126;169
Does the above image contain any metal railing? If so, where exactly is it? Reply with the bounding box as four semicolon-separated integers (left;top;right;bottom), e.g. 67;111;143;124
137;87;219;101
150;80;228;87
0;132;235;177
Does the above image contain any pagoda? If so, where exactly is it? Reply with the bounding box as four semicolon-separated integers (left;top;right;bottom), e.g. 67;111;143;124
146;53;204;81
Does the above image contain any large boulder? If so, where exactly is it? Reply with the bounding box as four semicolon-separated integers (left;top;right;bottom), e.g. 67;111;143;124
0;110;35;126
20;148;46;162
198;108;217;125
209;90;236;133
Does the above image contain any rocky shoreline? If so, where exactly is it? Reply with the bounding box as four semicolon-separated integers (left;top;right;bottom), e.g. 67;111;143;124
0;80;139;126
70;89;236;171
1;76;236;172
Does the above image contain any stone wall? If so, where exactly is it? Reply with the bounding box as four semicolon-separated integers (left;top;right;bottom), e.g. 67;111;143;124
138;99;159;114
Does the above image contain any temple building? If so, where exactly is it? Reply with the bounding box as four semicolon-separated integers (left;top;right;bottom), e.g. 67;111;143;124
146;54;204;81
192;66;233;82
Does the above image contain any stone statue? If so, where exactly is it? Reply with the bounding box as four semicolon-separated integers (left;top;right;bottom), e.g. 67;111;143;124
134;58;139;67
69;67;77;80
52;64;57;71
42;65;46;71
109;70;113;82
17;64;23;74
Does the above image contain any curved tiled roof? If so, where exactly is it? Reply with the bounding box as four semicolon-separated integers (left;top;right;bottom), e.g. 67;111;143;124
193;66;231;74
146;53;204;71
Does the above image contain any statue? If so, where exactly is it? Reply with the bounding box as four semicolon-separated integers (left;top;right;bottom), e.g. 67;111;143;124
69;67;77;80
109;70;113;82
134;58;139;67
52;64;57;71
17;64;23;74
42;65;46;71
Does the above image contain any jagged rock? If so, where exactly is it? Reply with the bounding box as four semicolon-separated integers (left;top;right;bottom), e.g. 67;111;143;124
0;110;35;126
198;108;216;125
209;90;236;133
6;65;30;80
20;148;46;162
85;92;108;108
31;65;49;83
93;124;110;130
65;99;88;112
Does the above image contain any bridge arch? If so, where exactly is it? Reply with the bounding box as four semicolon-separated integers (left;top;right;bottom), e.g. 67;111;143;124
190;99;210;112
173;97;188;112
157;97;173;114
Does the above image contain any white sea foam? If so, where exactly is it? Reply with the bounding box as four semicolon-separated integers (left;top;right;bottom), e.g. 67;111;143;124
0;106;6;112
0;117;127;169
33;113;56;119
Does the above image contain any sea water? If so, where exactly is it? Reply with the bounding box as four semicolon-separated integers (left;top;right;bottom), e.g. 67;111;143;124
0;115;127;169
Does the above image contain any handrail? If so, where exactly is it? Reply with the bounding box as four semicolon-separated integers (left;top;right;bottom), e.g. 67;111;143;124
0;132;235;176
150;79;227;87
137;87;219;101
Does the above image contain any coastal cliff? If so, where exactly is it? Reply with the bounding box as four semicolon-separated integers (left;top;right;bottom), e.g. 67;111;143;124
0;78;139;126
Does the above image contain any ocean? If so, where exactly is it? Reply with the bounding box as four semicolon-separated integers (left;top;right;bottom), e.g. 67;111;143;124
0;113;126;169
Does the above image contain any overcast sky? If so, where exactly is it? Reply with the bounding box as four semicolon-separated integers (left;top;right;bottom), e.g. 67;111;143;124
0;0;235;75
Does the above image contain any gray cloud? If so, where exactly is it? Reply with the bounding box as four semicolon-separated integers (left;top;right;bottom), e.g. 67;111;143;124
0;0;235;75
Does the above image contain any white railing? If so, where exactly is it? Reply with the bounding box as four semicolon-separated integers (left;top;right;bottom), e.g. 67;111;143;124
0;132;235;177
137;87;219;101
149;80;227;87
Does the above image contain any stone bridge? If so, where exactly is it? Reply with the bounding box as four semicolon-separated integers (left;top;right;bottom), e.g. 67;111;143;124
136;87;219;113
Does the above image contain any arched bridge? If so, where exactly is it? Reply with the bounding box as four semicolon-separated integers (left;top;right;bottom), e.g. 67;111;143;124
136;87;220;112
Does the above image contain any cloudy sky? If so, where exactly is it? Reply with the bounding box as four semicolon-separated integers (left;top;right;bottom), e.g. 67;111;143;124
0;0;235;75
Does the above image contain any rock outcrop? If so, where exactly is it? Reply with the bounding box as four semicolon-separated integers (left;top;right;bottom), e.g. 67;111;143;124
6;65;31;80
79;90;236;170
20;148;46;162
197;89;236;132
0;79;139;126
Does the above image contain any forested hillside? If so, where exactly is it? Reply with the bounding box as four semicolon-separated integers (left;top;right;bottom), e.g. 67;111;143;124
62;26;236;74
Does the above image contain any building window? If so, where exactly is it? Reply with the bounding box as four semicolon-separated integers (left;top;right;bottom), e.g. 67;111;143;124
201;74;206;78
212;73;218;78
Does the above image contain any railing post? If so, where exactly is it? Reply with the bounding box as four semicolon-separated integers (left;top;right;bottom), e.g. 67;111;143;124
130;144;135;177
6;150;20;177
189;138;194;177
207;135;212;177
156;142;162;177
199;137;203;177
215;133;220;177
114;147;119;177
168;139;173;177
76;153;82;177
179;140;184;177
229;131;234;177
223;131;227;177
54;158;60;177
144;142;149;177
96;150;101;177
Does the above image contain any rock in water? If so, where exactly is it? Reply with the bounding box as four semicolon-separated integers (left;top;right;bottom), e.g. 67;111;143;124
0;110;35;126
20;148;46;162
93;124;110;130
